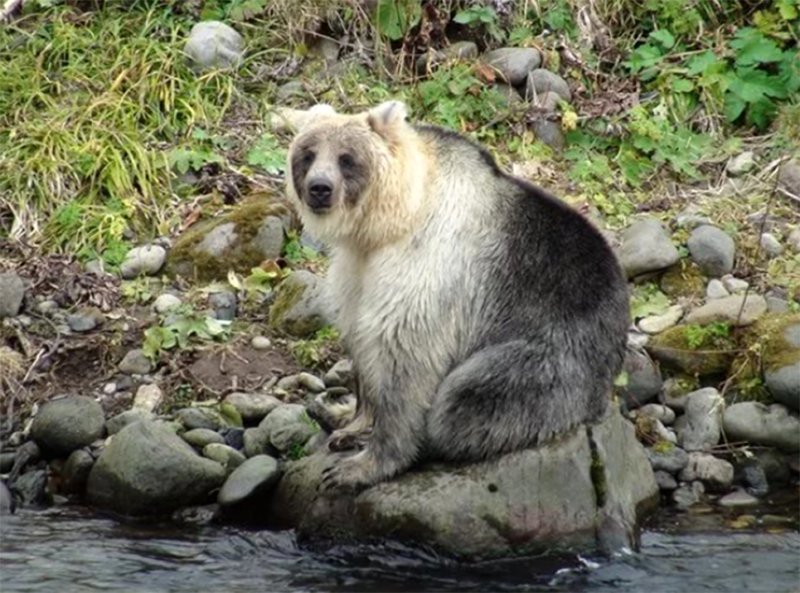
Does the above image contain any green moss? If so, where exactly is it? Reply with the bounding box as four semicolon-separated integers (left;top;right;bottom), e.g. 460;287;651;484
647;325;738;376
269;277;308;330
659;262;705;299
166;194;293;282
651;440;675;454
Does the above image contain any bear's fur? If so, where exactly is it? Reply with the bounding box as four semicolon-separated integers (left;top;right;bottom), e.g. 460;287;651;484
286;101;630;493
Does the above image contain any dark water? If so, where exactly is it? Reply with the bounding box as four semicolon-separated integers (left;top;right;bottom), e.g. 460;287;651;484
1;505;799;593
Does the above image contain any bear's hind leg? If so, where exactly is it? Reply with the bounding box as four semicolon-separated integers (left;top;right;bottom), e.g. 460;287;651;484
426;340;606;461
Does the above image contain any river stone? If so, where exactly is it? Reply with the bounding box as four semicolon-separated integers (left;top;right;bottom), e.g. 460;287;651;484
268;409;658;558
182;428;226;448
779;159;800;195
532;90;562;111
324;359;354;388
646;445;689;474
297;372;326;393
638;304;684;334
617;219;680;278
531;120;565;151
154;293;182;313
0;480;14;515
685;294;767;326
495;83;524;107
525;69;571;101
269;271;331;337
12;470;48;506
184;21;244;71
177;407;222;431
243;427;270;458
132;384;163;414
617;349;662;409
637;404;676;426
118;348;153;375
120;245;166;279
678;453;734;491
672;481;704;508
0;272;25;318
32;396;106;457
726;151;756;177
681;388;723;452
722;276;749;294
106;410;151;435
788;228;800;254
483;47;541;86
209;290;237;321
62;449;95;495
203;443;246;472
761;233;784;258
766;355;800;411
259;404;317;453
654;470;678;491
706;279;729;300
67;307;104;332
87;420;226;516
718;489;759;507
218;455;282;508
687;226;735;277
723;402;800;453
224;392;282;422
250;336;272;350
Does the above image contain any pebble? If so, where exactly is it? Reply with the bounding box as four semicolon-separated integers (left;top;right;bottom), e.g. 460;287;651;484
717;490;759;508
132;384;163;414
482;47;541;86
118;348;153;375
723;402;800;453
638;304;684;334
679;453;734;491
638;404;676;426
760;233;784;258
36;300;60;316
672;481;705;508
251;336;272;350
209;291;237;321
217;455;282;508
297;372;326;393
0;272;25;318
323;359;354;387
182;428;226;448
203;443;246;472
617;219;680;278
685;294;767;326
705;279;729;300
223;392;282;422
103;383;117;395
120;245;166;279
526;68;571;101
726;151;756;177
646;445;689;474
687;225;735;278
721;276;749;294
654;470;678;491
154;293;182;314
67;307;104;332
681;388;723;452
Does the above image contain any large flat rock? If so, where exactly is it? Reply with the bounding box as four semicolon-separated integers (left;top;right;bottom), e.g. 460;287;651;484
269;409;658;559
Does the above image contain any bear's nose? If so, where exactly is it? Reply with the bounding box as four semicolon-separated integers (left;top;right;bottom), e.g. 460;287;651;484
307;178;333;209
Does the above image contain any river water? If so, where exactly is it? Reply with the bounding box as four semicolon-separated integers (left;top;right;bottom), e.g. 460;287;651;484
1;502;798;593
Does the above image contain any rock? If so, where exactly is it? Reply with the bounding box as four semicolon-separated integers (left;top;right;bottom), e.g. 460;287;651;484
681;388;723;452
0;452;15;474
722;276;749;294
618;219;680;278
760;233;784;258
531;120;565;150
120;245;166;279
525;69;571;101
779;159;800;196
646;445;689;474
106;410;151;436
209;290;237;321
269;271;331;337
617;349;662;408
87;420;226;515
0;273;25;318
217;455;281;508
184;21;243;71
62;449;94;495
766;295;790;313
679;453;734;491
0;480;14;515
182;428;226;449
638;304;684;334
483;48;541;86
243;427;270;458
444;40;478;60
224;392;282;422
687;226;735;277
132;384;163;414
494;83;524;107
177;407;222;431
118;349;153;375
685;294;767;326
638;404;676;426
674;207;711;230
203;443;246;471
723;402;799;453
737;460;769;497
532;90;562;112
323;359;353;388
67;307;104;332
654;470;678;491
297;372;325;393
36;299;60;316
765;350;800;411
32;396;106;457
788;228;800;254
269;409;658;558
250;336;272;350
754;449;791;485
726;151;756;177
259;404;317;453
11;470;48;506
706;279;729;300
276;374;300;391
647;325;736;376
718;490;759;507
172;504;220;526
672;481;704;508
276;80;306;102
253;216;285;260
154;293;182;314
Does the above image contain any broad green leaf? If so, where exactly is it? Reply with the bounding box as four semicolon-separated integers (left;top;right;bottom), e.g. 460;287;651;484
730;27;784;66
723;93;747;122
650;29;675;49
686;50;717;76
671;78;694;92
727;67;786;102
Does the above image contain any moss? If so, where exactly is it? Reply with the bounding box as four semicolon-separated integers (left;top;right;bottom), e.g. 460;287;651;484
269;277;308;330
647;325;738;376
587;428;607;508
166;193;294;282
659;262;705;299
651;440;675;454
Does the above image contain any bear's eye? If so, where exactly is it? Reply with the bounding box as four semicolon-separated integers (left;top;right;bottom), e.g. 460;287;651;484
339;153;356;169
302;151;315;165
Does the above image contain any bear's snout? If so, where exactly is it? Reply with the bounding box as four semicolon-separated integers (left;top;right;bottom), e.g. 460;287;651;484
306;177;334;212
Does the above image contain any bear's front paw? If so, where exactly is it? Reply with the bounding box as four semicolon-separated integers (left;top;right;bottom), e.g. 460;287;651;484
318;452;376;495
328;428;371;452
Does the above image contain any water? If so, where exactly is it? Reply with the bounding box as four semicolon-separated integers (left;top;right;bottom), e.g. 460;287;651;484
1;505;799;593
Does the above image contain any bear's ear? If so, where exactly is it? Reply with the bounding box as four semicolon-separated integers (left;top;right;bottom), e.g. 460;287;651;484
271;104;337;134
367;100;408;138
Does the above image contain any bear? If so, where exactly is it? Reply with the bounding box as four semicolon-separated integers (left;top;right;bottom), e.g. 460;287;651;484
285;100;630;493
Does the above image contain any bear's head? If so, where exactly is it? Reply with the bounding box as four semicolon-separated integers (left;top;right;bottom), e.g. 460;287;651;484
286;100;428;250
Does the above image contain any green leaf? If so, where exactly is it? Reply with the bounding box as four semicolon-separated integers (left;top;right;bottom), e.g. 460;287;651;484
671;78;694;93
727;67;786;102
777;0;799;20
723;93;747;122
730;27;784;67
246;134;287;175
686;50;717;76
631;285;671;319
650;29;675;49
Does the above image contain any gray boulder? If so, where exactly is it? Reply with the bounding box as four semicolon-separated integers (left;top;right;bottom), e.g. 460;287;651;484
120;245;166;279
617;349;662;408
184;21;243;71
218;455;282;508
32;396;106;457
617;219;680;278
526;69;571;101
678;453;734;491
0;272;25;318
483;48;541;86
87;420;226;516
723;402;799;453
269;271;332;337
681;388;723;451
268;409;658;558
646;445;689;474
687;226;735;277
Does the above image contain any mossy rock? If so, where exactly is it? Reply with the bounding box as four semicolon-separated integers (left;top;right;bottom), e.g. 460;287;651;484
166;194;296;282
660;262;705;299
269;270;330;337
646;325;737;376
